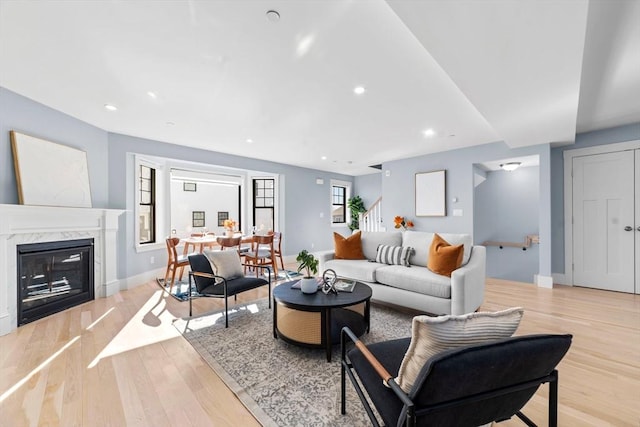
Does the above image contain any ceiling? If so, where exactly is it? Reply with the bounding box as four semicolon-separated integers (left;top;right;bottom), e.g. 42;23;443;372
1;0;638;176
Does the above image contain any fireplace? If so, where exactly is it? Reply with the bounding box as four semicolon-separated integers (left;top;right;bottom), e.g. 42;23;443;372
17;239;95;325
0;204;124;336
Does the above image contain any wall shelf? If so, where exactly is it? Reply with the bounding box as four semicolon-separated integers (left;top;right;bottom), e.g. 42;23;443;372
482;234;539;251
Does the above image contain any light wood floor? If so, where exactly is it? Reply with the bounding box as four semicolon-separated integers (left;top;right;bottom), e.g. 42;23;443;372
1;274;638;426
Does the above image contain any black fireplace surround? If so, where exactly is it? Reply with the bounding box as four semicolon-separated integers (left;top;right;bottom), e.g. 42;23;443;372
17;238;94;326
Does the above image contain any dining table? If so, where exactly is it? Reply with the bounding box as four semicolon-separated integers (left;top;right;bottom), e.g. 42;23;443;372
181;233;253;255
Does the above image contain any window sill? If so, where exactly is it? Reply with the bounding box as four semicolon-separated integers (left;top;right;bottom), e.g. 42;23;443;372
136;242;164;253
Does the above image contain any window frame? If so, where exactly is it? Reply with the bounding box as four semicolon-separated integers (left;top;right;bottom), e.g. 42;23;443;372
252;177;276;233
138;163;156;245
330;179;351;227
134;156;166;253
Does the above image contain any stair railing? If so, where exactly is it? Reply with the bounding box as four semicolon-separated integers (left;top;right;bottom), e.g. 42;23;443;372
358;197;382;232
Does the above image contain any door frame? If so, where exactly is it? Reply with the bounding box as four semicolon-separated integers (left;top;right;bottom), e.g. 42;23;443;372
563;139;640;286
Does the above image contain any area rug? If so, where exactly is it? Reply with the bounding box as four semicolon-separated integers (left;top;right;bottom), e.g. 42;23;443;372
173;298;414;426
156;277;199;301
262;267;301;280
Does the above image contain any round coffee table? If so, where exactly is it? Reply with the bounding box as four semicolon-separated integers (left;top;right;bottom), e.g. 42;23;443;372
272;281;372;362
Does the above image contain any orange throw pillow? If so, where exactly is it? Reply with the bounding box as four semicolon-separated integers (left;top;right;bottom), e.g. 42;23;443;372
334;231;365;260
427;233;463;277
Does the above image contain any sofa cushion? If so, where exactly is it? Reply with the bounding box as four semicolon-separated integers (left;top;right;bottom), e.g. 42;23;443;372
324;259;382;283
375;244;413;267
403;231;472;267
427;233;464;277
375;265;451;298
396;307;524;393
333;231;365;260
360;231;403;261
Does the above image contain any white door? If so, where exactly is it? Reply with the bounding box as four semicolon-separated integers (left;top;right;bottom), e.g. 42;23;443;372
636;150;640;294
572;151;635;293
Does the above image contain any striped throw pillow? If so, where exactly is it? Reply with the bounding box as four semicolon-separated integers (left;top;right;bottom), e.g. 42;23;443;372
395;307;524;393
375;244;413;267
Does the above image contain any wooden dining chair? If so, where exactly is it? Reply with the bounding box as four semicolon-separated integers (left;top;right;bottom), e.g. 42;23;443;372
244;234;278;278
217;236;243;255
164;237;190;293
272;231;285;271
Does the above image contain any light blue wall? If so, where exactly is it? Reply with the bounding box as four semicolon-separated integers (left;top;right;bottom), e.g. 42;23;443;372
474;167;540;282
380;141;553;278
0;88;109;206
549;123;640;273
353;172;382;208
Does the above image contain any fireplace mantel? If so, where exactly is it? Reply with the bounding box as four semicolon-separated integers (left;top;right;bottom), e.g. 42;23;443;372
0;204;124;336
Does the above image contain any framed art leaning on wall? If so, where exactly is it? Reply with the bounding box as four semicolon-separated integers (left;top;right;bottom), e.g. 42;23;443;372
10;131;92;208
415;170;446;217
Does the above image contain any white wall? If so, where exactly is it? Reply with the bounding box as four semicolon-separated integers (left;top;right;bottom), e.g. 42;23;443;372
170;180;239;236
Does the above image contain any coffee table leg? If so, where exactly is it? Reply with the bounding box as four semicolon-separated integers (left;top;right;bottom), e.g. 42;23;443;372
365;299;371;333
325;308;332;362
273;298;278;339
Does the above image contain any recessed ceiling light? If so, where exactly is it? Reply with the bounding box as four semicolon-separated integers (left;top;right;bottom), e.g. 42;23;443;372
166;121;175;126
353;86;366;95
321;156;327;160
246;139;254;144
147;91;157;99
266;10;280;22
423;128;435;137
104;104;117;111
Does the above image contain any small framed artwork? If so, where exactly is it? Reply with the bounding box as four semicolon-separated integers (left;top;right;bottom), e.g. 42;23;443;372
415;170;446;217
192;211;205;227
218;211;229;226
183;182;197;192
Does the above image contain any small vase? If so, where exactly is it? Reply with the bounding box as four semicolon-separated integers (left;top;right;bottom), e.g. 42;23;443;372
225;230;234;237
300;277;318;294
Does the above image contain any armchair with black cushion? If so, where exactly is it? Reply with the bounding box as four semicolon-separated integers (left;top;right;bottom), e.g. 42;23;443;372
187;252;271;327
341;327;572;427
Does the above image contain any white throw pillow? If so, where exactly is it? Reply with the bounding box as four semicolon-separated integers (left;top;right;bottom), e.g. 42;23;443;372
395;307;524;393
204;250;244;279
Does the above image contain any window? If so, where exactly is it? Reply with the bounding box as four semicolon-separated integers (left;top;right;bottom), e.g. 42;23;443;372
253;178;275;232
330;179;351;225
139;164;156;244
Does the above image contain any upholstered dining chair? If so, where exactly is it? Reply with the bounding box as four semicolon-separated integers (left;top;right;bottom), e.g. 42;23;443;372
244;234;278;278
272;231;285;271
340;327;572;427
187;252;271;327
164;237;190;293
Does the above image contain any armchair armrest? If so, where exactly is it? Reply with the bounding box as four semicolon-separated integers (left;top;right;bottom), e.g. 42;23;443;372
341;327;413;407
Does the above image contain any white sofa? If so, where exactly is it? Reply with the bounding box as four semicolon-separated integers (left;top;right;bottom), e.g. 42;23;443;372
316;230;486;315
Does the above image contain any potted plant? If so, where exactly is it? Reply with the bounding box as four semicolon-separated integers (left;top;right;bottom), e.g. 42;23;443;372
296;249;319;294
347;196;367;231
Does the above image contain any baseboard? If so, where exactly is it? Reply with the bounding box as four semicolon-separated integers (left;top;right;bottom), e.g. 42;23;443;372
0;313;11;337
120;267;165;291
534;274;554;288
552;273;568;286
101;279;121;297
